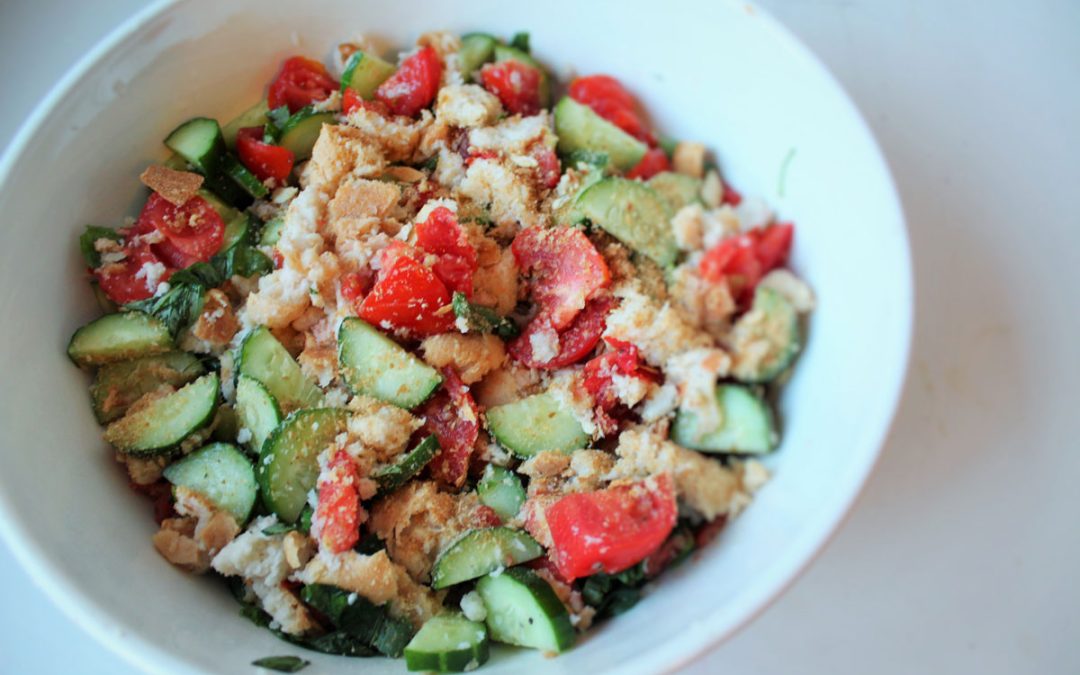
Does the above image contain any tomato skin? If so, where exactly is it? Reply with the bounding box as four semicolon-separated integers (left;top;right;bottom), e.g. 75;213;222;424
531;146;561;190
136;193;225;262
420;368;480;489
268;56;339;113
414;206;478;297
358;254;454;336
511;227;611;331
508;296;615;369
546;474;677;581
480;59;543;116
625;147;671;180
699;222;794;305
375;46;442;117
236;127;294;184
568;74;654;145
580;337;656;435
754;221;794;271
94;245;166;305
342;88;391;116
721;180;743;206
315;449;363;554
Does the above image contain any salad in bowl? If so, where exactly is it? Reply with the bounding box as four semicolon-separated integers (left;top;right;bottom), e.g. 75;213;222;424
66;28;813;672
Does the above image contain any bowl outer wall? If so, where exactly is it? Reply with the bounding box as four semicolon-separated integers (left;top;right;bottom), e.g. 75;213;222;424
0;1;911;674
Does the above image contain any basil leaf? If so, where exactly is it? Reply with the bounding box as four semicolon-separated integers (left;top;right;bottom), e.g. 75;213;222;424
79;226;122;267
264;105;293;142
251;655;309;673
509;31;531;53
451;292;519;338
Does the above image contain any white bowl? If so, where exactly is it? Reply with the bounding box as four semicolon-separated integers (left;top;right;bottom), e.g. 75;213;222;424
0;1;911;673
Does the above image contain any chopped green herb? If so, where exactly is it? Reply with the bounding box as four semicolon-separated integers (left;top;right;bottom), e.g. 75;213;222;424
778;147;797;197
509;31;531;53
417;154;439;172
78;226;122;268
251;655;309;673
451;292;519;338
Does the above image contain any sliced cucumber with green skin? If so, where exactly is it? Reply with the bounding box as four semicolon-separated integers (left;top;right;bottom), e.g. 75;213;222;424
493;44;550;108
647;171;704;212
198;188;241;225
278;109;337;161
671;384;778;454
477;567;575;653
730;286;801;383
337;318;442;409
235;374;282;453
259;216;284;247
223;154;268;199
219;213;252;254
236;326;323;411
404;614;489;673
373;435;439;492
340;50;396;99
258;408;349;523
485;393;590;458
67;312;173;367
477;465;526;522
459;33;498;80
432;527;543;589
163;442;257;523
103;372;220;455
163;117;248;206
575;177;677;267
554;97;647;172
90;351;205;424
221;99;269;149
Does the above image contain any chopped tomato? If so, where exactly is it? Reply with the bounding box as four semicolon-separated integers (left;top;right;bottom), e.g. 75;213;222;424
527;551;572;586
581;337;656;435
694;515;728;549
625;147;670;180
315;449;363;554
546;474;677;581
508;296;614;369
531;146;561;190
375;46;442;117
339;270;371;312
359;254;454;336
699;222;794;305
420;368;480;489
342;88;390;116
414;206;478;297
465;149;498;166
473;505;503;528
150;237;199;270
235;127;294;184
640;526;696;577
721;180;743;206
136;193;224;262
511;227;611;330
568;74;654;145
268;56;339;113
480;59;543;116
94;245;167;305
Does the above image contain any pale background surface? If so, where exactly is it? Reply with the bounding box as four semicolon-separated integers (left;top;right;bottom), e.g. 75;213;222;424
1;1;1077;673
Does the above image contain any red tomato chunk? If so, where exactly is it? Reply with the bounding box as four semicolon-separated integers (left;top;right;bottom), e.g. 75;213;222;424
268;56;339;113
236;127;294;184
375;46;442;117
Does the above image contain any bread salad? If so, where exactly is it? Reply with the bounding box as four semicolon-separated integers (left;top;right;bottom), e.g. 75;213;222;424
66;29;813;673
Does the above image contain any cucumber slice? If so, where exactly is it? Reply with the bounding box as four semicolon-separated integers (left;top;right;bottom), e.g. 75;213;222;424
211;404;240;443
575;177;677;267
278;109;337;161
235;374;282;453
223;155;268;199
67;312;173;367
730;286;801;383
477;567;575;653
493;44;550;108
163;442;257;523
90;351;205;424
236;326;323;411
259;216;284;247
485;393;590;458
373;435;439;492
219;213;252;253
459;33;498;81
554;97;647;172
671;384;778;454
337;318;442;409
647;171;704;212
477;465;526;522
340;50;396;99
404;614;489;673
221;99;270;149
163;117;248;206
432;527;543;589
198;189;241;225
258;408;349;523
103;372;220;455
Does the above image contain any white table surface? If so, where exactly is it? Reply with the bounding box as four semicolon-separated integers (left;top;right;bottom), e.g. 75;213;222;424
2;1;1077;673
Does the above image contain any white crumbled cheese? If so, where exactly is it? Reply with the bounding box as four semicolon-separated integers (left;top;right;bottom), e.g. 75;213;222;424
236;427;253;445
734;196;772;231
527;322;560;364
154;281;171;297
322;386;350;409
640;383;678;422
435;84;502;128
460;591;487;622
758;269;816;313
415;197;458;223
603;283;714;367
133;260;167;292
609;373;651;408
468;113;551;154
665;348;732;439
701;206;742;250
671;203;706;251
347;592;358;605
455;315;470;333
